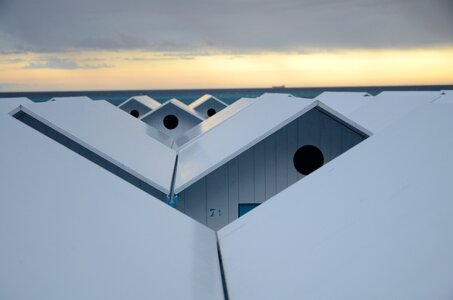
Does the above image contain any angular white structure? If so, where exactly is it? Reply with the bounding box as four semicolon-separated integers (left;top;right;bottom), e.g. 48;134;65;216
0;115;224;300
0;97;33;114
218;102;453;300
315;91;372;116
11;99;176;199
174;94;368;230
48;96;94;103
141;98;204;140
2;89;453;299
348;91;441;133
189;94;228;118
174;97;257;149
118;95;161;118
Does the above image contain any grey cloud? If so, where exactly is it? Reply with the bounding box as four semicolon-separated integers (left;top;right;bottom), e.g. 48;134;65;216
0;0;452;54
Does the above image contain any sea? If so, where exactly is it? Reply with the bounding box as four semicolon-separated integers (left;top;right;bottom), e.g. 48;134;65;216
0;85;452;106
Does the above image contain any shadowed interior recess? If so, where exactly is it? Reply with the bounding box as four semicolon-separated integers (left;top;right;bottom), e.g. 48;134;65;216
207;108;216;117
130;109;139;118
293;145;324;175
163;114;179;129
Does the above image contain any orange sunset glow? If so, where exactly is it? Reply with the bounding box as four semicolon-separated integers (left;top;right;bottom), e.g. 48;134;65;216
1;47;452;91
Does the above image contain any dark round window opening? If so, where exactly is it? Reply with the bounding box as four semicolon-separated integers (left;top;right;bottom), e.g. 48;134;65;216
293;145;324;175
207;108;217;117
163;114;179;130
130;109;140;118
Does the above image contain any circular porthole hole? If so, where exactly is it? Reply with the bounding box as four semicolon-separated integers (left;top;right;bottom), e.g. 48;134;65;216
293;145;324;175
163;114;179;129
130;109;140;118
207;108;217;117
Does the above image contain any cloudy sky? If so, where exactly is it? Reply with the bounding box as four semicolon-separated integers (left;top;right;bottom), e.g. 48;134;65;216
0;0;452;91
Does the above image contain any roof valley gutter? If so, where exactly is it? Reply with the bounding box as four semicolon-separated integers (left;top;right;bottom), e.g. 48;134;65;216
216;233;230;300
166;154;179;207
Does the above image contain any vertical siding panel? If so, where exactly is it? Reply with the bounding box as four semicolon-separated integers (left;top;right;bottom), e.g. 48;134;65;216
253;141;266;204
228;159;239;223
206;165;229;231
183;178;207;226
265;134;277;199
238;149;255;204
175;190;185;212
286;120;299;186
275;127;288;192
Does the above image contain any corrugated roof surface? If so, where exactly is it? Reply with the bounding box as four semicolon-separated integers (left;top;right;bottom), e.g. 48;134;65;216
174;94;316;193
19;100;176;194
218;102;453;300
0;115;223;300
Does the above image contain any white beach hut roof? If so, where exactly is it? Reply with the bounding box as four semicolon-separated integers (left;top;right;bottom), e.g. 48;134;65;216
188;94;228;109
119;95;161;110
315;91;373;116
218;102;453;300
48;96;94;103
142;98;205;120
13;99;176;194
174;94;318;193
0;97;33;114
0;115;223;300
348;91;441;133
436;90;453;103
174;97;257;149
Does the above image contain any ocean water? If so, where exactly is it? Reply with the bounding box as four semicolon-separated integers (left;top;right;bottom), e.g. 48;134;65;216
1;85;452;106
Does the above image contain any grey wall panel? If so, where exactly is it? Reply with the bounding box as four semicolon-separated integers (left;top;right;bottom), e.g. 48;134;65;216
178;107;367;230
228;159;239;222
276;127;288;192
206;166;229;230
238;149;255;204
265;134;277;199
253;141;266;204
176;191;185;212
183;178;207;225
286;121;299;186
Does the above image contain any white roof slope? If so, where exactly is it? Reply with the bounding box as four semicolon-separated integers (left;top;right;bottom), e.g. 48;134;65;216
174;97;257;149
48;96;94;102
18;100;176;194
315;91;372;116
218;102;453;300
119;95;161;110
436;90;453;103
0;97;33;114
348;91;441;133
188;94;228;109
174;94;316;193
143;98;205;120
0;115;223;300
